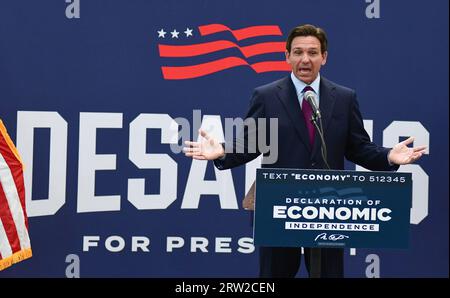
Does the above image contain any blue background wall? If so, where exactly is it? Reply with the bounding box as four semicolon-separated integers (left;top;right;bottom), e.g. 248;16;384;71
0;0;448;277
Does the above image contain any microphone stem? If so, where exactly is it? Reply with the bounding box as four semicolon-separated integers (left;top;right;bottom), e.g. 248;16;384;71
309;113;328;279
311;115;330;169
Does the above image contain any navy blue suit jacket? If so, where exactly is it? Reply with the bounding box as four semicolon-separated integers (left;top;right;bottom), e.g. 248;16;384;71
214;75;397;172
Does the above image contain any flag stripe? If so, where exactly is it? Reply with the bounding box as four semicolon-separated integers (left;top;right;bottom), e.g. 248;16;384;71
0;153;30;251
161;57;290;80
0;123;27;229
162;57;247;79
0;181;21;253
251;61;291;73
198;24;282;41
0;120;24;167
0;121;31;271
0;132;28;227
0;218;13;258
242;42;286;58
159;41;285;58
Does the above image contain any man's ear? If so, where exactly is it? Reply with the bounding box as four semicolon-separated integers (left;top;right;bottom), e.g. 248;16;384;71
321;51;328;65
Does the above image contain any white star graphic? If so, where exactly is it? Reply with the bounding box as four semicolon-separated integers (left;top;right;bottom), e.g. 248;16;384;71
170;29;179;38
157;29;166;38
184;27;193;37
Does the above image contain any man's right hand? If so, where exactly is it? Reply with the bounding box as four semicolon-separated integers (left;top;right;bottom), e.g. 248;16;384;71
183;129;225;160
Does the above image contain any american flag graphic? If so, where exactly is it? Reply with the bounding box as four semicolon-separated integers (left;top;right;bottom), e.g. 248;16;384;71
157;23;291;80
318;187;368;201
0;120;32;271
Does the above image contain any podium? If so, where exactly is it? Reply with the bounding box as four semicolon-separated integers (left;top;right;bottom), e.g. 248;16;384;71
252;168;412;277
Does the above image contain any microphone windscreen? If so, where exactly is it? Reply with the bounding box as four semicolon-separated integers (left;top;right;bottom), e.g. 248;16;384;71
304;90;318;109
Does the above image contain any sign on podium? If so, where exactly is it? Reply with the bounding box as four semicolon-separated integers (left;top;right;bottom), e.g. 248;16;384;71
254;169;412;248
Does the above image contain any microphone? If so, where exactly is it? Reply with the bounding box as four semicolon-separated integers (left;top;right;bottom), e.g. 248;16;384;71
304;89;330;169
304;90;321;119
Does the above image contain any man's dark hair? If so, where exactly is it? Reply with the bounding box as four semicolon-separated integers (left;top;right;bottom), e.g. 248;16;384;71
286;24;328;54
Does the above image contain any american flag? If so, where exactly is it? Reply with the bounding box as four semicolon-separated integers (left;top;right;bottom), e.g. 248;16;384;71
157;23;291;80
0;120;32;271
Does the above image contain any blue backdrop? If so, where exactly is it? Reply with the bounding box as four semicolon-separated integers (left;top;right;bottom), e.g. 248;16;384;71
0;0;448;277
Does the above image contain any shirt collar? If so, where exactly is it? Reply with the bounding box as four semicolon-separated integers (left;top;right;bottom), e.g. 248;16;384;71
290;72;321;97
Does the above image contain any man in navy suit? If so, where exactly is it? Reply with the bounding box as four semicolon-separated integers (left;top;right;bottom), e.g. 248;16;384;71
184;24;426;278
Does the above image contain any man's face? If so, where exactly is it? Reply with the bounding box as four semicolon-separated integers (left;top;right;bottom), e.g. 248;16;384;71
285;36;328;84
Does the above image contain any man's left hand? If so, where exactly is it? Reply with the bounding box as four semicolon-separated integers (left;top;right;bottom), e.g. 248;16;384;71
388;137;427;165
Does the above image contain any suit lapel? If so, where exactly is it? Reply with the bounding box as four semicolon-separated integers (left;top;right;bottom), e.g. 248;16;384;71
276;76;312;152
311;77;336;159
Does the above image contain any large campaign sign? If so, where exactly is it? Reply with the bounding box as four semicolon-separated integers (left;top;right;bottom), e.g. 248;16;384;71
0;0;448;277
254;169;412;248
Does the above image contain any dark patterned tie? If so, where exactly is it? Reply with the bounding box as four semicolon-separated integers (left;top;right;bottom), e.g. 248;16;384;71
302;86;315;146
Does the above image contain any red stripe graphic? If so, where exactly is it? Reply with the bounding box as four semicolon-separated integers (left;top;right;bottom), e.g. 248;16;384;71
161;57;290;80
251;61;292;73
159;41;285;58
159;24;289;79
198;24;282;41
